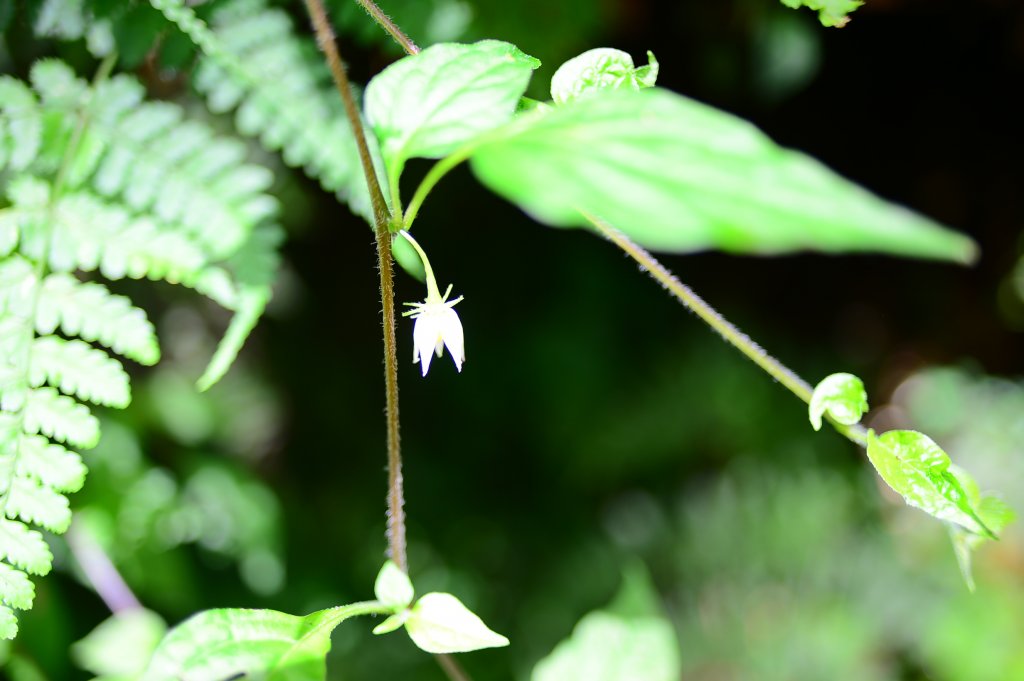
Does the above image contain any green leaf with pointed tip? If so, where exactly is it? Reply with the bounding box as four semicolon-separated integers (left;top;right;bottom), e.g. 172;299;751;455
470;89;976;262
196;287;269;392
866;430;994;537
950;493;1015;591
72;609;167;679
531;565;680;681
551;48;659;105
809;372;868;431
374;560;414;611
404;593;509;654
780;0;863;27
142;603;386;681
365;40;540;173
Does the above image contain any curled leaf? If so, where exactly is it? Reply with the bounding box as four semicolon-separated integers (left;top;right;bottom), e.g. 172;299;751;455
809;372;868;431
551;48;659;105
780;0;863;28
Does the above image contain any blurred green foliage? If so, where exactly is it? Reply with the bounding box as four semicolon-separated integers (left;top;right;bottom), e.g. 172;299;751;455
3;0;1024;679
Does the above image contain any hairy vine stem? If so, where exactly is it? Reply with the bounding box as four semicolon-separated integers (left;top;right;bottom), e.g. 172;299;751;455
304;0;407;572
584;213;869;447
355;0;420;55
436;653;473;681
314;8;478;680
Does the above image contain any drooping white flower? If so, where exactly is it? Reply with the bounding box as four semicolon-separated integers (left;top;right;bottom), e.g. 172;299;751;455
399;231;465;377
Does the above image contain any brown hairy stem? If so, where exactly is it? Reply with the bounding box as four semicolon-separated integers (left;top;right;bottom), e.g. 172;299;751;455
304;0;407;572
355;0;420;55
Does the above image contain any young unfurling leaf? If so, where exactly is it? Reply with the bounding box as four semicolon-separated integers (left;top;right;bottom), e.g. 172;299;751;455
550;48;659;105
809;372;868;431
779;0;863;27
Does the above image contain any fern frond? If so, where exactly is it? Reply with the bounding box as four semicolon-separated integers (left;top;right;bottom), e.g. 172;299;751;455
7;178;208;285
0;562;35;611
88;75;278;258
33;0;89;41
0;607;17;640
36;274;160;366
0;54;283;639
29;337;130;408
23;387;100;449
0;211;19;258
0;257;36;317
0;78;42;172
3;476;72;534
0;519;52;576
15;434;86;494
153;0;375;220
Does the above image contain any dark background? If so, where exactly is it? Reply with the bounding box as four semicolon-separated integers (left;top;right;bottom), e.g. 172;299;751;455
3;0;1024;679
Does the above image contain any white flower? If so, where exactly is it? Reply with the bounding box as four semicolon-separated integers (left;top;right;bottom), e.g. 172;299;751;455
399;231;465;377
406;285;464;376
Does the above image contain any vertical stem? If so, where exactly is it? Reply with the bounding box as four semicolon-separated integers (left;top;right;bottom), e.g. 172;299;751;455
585;212;868;447
304;0;407;572
354;0;420;55
435;654;472;681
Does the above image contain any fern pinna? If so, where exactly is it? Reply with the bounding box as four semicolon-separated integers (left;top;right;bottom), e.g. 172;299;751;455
0;58;280;638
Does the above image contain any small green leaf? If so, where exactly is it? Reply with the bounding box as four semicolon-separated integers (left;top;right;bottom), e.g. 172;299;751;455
780;0;863;27
372;612;408;635
866;430;994;537
470;89;976;262
365;40;540;173
950;493;1015;591
531;565;680;681
809;372;868;431
374;560;414;611
143;604;383;681
404;593;509;654
72;609;167;679
551;48;659;105
196;287;269;392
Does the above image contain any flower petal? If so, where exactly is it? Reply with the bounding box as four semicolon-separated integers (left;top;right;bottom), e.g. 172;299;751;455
413;314;438;376
438;308;465;372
